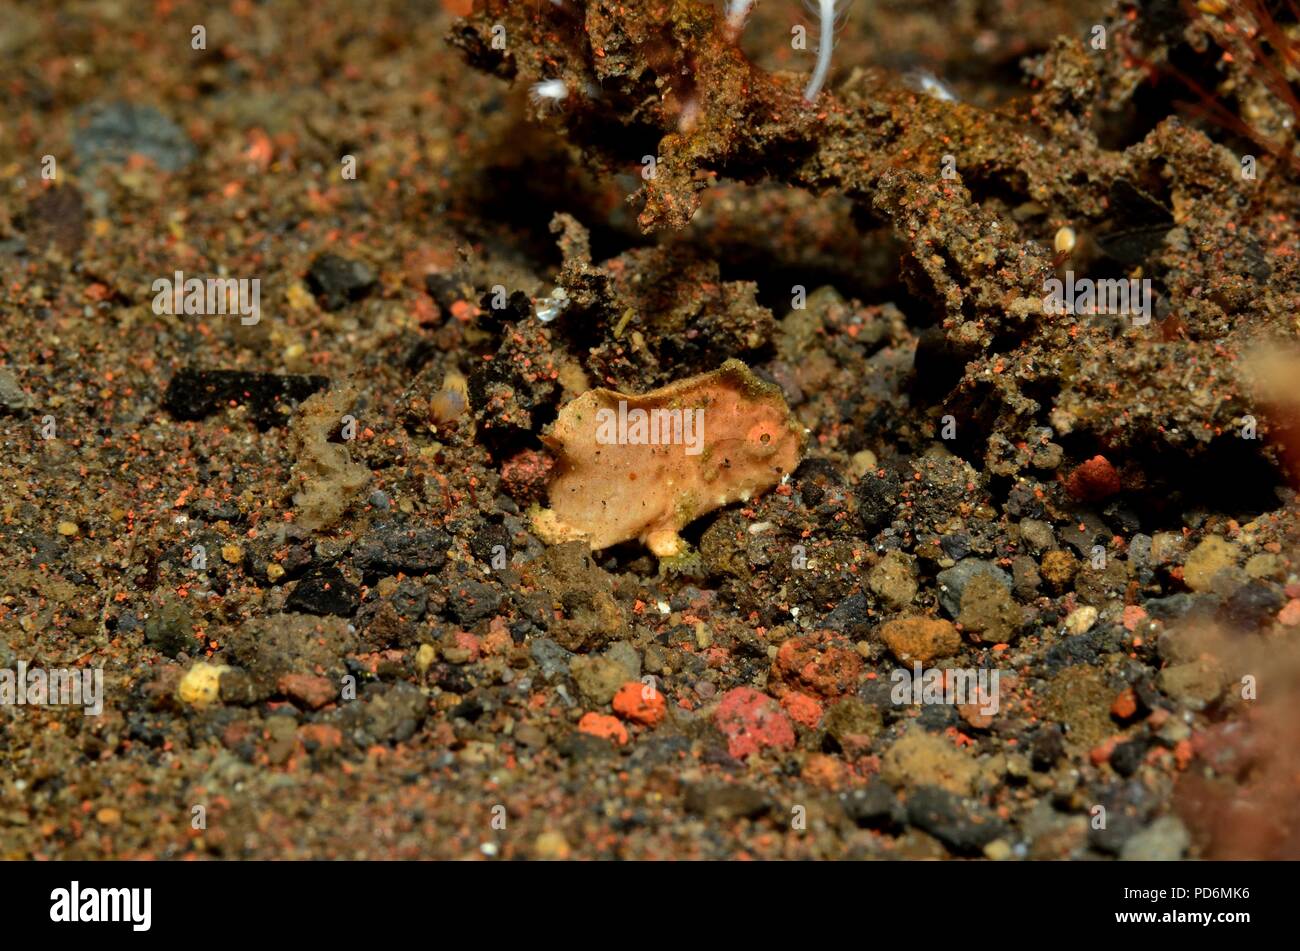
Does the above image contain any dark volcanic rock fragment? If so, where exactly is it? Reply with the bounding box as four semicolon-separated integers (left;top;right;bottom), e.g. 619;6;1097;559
143;600;195;658
306;253;377;310
338;683;428;744
162;369;328;430
855;468;901;533
352;521;450;577
286;565;361;617
906;786;1008;855
1088;779;1162;854
841;782;906;830
22;185;86;256
443;573;503;625
73;101;196;171
821;591;869;633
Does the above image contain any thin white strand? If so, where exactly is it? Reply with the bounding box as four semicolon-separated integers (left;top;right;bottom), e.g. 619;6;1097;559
803;0;841;102
724;0;758;40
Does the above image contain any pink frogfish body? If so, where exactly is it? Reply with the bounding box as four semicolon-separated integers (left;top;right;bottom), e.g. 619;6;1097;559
531;360;805;556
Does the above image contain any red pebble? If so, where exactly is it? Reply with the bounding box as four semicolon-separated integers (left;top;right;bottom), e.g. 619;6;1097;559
277;673;336;710
612;681;667;726
578;712;628;746
714;687;795;760
1111;687;1139;721
1278;599;1300;627
771;630;862;699
452;630;481;661
1121;605;1147;632
1064;454;1122;502
500;449;555;505
1090;735;1120;766
780;691;824;729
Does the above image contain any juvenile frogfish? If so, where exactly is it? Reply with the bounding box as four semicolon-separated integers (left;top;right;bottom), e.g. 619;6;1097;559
531;359;805;557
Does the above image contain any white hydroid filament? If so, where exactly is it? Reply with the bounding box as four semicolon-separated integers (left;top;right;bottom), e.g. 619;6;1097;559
724;0;757;39
803;0;843;102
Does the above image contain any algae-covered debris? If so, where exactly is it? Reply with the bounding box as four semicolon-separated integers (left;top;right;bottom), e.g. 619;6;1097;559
531;359;804;556
452;0;1299;489
288;383;372;531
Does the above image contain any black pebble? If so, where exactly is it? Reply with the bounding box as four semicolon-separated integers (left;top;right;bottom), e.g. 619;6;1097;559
469;522;512;567
162;368;328;430
1030;725;1065;770
445;577;503;625
286;565;360;617
855;468;900;533
73;101;195;171
906;786;1008;855
840;782;906;830
353;521;450;578
1221;581;1283;629
306;253;376;311
940;533;971;561
1110;736;1151;777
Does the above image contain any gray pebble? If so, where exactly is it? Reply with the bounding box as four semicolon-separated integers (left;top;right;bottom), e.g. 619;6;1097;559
73;101;195;171
936;559;1012;617
1120;816;1191;861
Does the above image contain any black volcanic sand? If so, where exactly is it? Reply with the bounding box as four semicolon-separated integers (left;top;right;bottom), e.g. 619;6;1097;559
1;0;1298;859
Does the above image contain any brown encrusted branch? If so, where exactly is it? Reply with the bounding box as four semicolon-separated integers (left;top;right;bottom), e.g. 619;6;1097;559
451;0;1293;476
448;0;1118;334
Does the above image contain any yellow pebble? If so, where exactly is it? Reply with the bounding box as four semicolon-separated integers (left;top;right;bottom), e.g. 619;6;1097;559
286;282;315;311
57;521;79;536
415;643;437;674
267;563;285;582
1053;226;1076;255
221;544;243;564
534;831;571;860
1064;605;1099;635
178;663;231;708
984;839;1012;860
850;449;878;479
